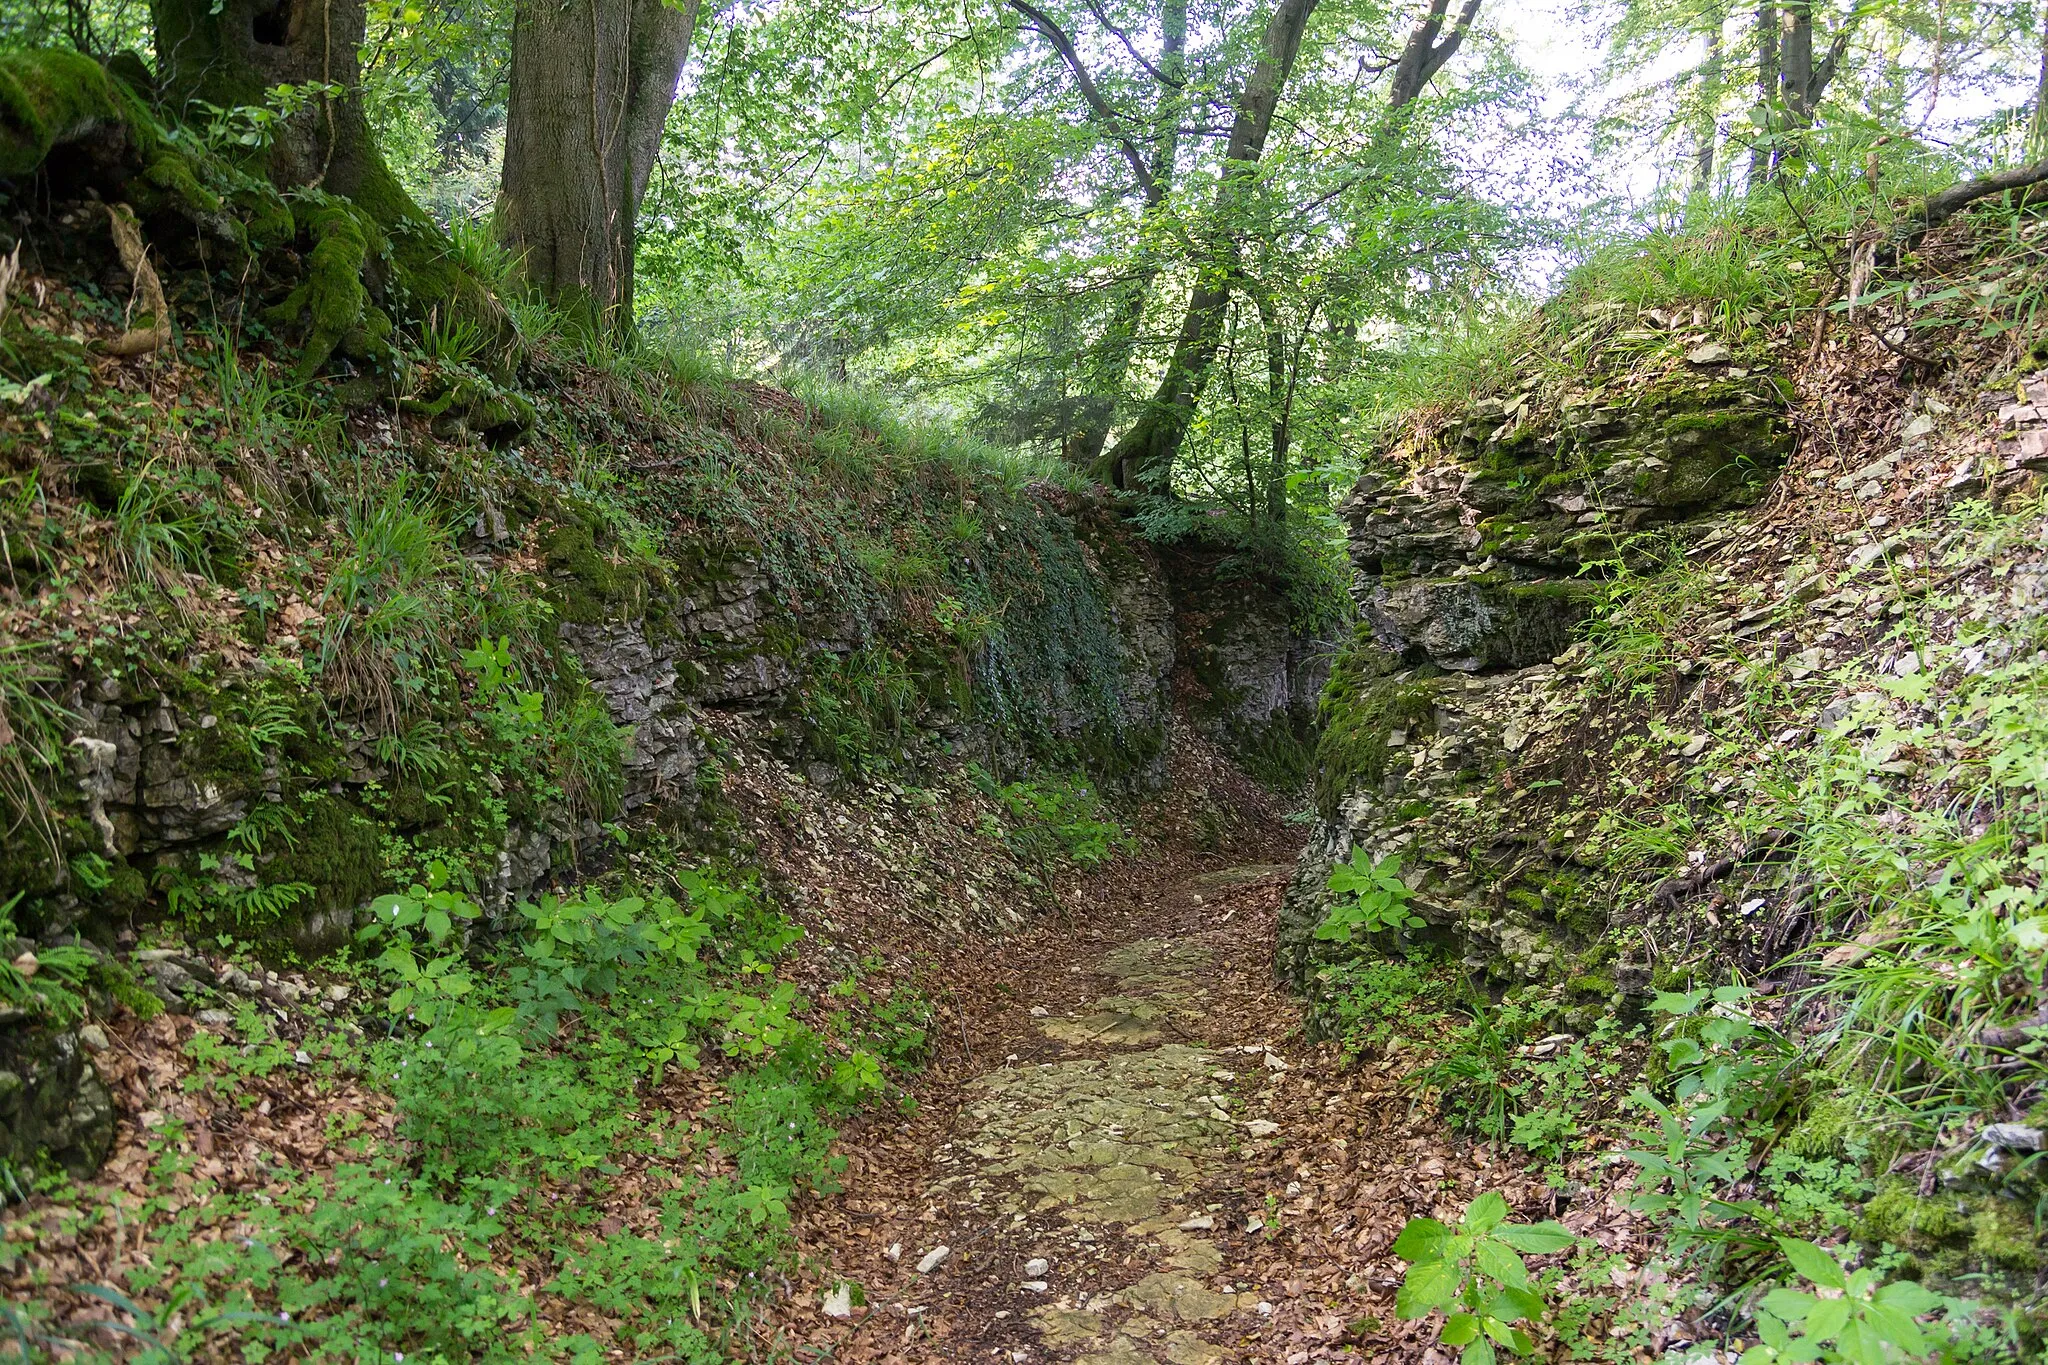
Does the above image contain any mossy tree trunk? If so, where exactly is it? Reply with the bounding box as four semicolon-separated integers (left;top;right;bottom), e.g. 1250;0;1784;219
153;0;389;207
147;0;510;383
497;0;700;337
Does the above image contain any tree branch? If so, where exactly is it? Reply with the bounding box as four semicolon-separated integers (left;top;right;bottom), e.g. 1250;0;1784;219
1004;0;1157;198
1386;0;1482;110
1911;156;2048;233
1081;0;1182;89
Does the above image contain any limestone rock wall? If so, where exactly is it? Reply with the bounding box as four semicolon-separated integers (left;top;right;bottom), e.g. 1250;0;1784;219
1279;368;1790;1006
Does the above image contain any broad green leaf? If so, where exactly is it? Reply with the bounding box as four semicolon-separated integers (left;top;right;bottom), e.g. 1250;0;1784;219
1759;1287;1817;1322
1486;1285;1543;1323
1391;1217;1451;1262
1440;1312;1481;1345
1873;1280;1940;1314
1800;1296;1849;1341
1396;1259;1462;1319
1493;1222;1574;1255
1776;1237;1847;1290
1474;1238;1528;1290
1464;1191;1510;1233
1460;1337;1498;1365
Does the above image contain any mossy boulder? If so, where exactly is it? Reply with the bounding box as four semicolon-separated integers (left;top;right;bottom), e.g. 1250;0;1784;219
0;1020;115;1176
1311;633;1440;821
0;47;275;251
1862;1179;2045;1282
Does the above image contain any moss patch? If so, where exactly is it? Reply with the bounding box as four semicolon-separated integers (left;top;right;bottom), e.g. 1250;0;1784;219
1311;631;1440;820
260;794;388;934
1861;1179;2045;1279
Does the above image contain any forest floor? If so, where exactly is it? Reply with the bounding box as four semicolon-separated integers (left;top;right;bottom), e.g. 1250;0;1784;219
769;793;1564;1365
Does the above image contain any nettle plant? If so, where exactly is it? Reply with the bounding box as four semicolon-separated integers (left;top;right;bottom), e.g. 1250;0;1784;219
1393;1192;1576;1364
1317;849;1423;943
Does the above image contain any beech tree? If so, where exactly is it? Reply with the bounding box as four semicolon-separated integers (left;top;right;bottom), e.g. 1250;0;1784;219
151;0;405;208
1098;0;1483;492
497;0;701;334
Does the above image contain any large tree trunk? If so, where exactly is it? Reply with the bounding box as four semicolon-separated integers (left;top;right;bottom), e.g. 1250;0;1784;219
152;0;394;205
1780;2;1813;128
497;0;699;336
150;0;513;386
1096;0;1479;493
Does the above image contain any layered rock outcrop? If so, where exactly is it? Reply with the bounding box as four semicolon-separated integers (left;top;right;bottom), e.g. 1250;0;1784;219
1279;368;1791;1003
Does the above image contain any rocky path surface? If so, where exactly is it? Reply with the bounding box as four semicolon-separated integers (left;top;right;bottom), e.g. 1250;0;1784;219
782;844;1547;1365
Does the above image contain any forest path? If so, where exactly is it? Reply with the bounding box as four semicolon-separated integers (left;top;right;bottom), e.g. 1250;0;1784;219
782;835;1503;1365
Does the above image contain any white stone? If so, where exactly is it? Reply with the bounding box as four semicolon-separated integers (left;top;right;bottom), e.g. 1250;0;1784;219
1245;1120;1280;1138
821;1283;858;1318
916;1246;950;1274
1019;1280;1048;1292
1024;1258;1049;1277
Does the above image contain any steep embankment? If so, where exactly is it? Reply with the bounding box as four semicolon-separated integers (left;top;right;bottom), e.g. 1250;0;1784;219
0;90;1334;1360
1283;211;2048;1350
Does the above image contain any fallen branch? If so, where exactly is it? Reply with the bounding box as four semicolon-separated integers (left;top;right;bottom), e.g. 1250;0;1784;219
1908;157;2048;236
1980;1005;2048;1050
102;204;170;358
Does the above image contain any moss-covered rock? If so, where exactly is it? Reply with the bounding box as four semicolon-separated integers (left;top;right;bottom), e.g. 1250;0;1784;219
1862;1179;2045;1281
0;47;272;250
0;1020;114;1176
1311;633;1440;822
259;794;387;957
542;505;672;627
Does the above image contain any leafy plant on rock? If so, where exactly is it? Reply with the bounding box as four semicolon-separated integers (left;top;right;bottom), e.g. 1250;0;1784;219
1317;849;1422;944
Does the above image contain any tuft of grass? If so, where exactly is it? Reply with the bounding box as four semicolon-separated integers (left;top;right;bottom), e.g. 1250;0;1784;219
318;476;461;727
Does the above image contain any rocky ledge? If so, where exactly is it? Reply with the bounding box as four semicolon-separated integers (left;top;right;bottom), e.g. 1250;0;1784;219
1278;363;1792;1011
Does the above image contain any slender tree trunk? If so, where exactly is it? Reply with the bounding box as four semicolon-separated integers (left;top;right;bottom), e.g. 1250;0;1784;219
1095;0;1324;491
1694;15;1723;194
1096;0;1480;493
1252;284;1289;524
2032;2;2048;160
1749;2;1778;188
1069;0;1186;469
1781;2;1813;128
497;0;699;335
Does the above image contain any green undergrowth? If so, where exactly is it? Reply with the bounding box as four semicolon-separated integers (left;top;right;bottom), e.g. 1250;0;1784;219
1326;487;2048;1354
1350;131;2021;447
0;215;1172;945
3;858;933;1363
